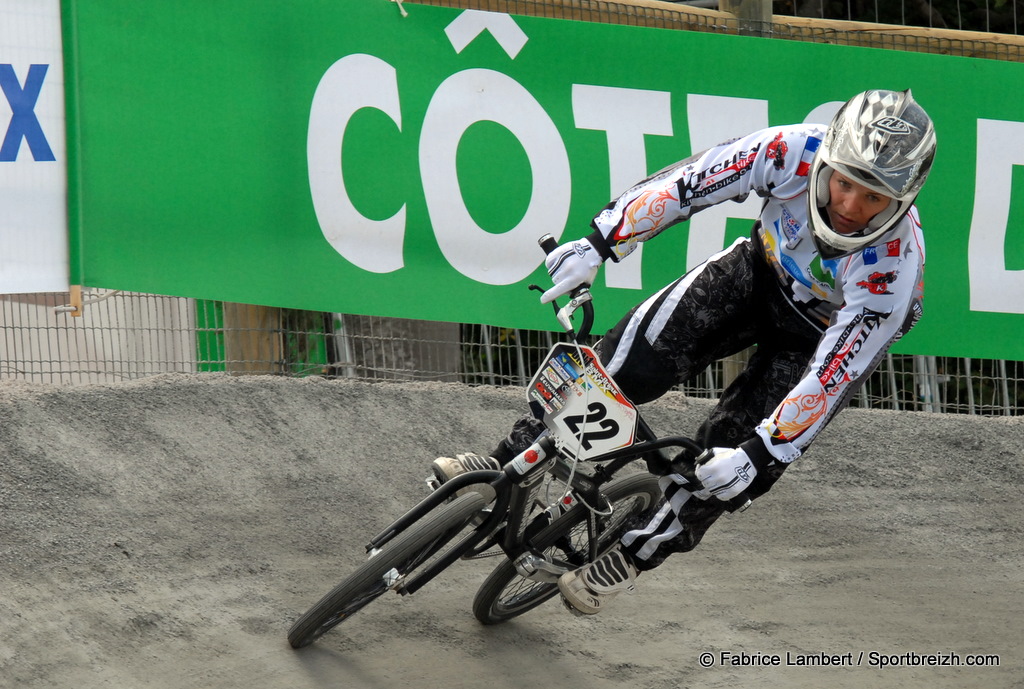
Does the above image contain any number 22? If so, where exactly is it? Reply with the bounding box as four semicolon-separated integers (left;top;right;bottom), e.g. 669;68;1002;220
563;402;620;450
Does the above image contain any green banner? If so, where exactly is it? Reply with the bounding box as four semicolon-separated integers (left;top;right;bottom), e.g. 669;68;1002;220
62;0;1024;359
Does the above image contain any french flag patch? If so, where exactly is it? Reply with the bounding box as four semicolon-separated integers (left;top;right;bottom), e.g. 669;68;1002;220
796;136;822;177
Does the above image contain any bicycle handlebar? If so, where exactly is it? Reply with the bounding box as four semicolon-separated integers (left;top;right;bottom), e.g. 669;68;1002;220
538;234;559;255
537;234;596;340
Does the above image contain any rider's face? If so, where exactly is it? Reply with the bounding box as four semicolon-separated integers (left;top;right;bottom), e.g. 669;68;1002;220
826;171;893;235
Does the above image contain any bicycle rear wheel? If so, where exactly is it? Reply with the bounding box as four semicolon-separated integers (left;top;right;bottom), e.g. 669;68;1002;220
471;473;660;625
288;491;488;648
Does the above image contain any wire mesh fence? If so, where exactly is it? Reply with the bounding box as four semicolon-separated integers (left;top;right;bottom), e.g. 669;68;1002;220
2;291;1022;415
3;3;1024;416
414;0;1024;59
765;1;1023;35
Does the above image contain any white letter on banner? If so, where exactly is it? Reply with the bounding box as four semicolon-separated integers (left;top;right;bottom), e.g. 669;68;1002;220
444;10;528;58
421;69;570;284
805;101;844;128
684;95;768;270
307;54;405;273
572;84;673;290
969;118;1024;314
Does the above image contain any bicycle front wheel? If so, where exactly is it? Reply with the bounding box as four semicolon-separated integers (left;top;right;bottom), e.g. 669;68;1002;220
288;491;488;648
472;472;661;625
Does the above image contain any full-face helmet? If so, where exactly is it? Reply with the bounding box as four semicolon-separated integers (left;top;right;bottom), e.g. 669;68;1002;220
807;89;936;257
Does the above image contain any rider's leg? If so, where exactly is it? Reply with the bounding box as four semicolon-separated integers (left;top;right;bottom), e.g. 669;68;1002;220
595;239;764;405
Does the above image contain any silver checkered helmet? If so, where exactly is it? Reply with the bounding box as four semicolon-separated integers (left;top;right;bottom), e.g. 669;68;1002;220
807;89;936;257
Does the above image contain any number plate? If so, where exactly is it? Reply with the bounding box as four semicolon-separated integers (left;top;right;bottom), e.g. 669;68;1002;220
526;343;638;460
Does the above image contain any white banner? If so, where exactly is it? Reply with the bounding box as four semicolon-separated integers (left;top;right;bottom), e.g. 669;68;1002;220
0;0;68;294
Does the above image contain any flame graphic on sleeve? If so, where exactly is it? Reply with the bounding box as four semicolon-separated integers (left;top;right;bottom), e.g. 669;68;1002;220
614;188;678;242
773;390;827;441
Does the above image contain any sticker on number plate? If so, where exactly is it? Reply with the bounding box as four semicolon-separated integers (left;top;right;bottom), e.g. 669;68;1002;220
527;343;637;460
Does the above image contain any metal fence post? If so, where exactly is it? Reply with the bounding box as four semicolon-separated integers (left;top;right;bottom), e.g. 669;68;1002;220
718;0;772;36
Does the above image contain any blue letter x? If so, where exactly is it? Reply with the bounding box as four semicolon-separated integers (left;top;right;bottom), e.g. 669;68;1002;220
1;63;56;162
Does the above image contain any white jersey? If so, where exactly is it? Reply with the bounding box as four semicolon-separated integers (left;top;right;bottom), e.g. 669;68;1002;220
590;124;925;462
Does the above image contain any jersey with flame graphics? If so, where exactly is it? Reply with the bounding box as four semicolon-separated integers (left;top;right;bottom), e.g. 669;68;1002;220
590;124;925;462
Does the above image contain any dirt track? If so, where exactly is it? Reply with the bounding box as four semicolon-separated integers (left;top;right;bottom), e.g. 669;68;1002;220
1;374;1021;689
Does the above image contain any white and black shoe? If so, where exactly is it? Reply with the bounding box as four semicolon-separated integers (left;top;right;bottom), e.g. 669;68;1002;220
430;453;502;497
558;548;638;615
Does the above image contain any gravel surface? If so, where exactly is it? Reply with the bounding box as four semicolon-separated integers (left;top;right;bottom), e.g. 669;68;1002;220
1;373;1021;688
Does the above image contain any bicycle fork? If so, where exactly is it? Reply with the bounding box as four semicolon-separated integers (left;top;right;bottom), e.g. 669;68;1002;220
507;451;618;584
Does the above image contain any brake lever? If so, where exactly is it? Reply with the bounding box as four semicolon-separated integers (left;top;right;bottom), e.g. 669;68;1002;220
557;289;592;336
528;284;592;339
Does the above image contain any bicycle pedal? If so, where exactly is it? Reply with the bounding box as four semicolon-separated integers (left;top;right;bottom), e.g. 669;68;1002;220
560;595;586;617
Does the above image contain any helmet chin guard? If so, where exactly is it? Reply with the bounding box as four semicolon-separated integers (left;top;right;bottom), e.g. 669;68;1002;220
807;89;936;258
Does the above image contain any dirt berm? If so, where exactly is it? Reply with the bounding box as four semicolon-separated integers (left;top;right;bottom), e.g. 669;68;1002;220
1;374;1021;689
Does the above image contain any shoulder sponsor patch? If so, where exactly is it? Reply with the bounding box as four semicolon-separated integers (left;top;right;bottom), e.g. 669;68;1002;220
856;270;898;295
766;132;788;170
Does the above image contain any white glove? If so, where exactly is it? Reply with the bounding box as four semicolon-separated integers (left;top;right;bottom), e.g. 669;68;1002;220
693;446;757;502
540;237;604;304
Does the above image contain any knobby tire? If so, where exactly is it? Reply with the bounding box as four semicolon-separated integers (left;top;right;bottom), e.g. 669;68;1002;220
471;473;661;625
288;491;488;648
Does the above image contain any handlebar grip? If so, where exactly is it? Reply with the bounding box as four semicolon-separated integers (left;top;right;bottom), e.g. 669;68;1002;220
538;234;559;255
578;301;594;339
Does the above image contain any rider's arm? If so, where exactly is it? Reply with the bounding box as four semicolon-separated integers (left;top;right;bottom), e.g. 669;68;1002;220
752;210;927;464
586;125;825;262
543;126;823;303
693;212;926;503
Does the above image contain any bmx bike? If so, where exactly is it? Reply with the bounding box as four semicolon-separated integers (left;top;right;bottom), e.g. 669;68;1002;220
287;235;709;649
